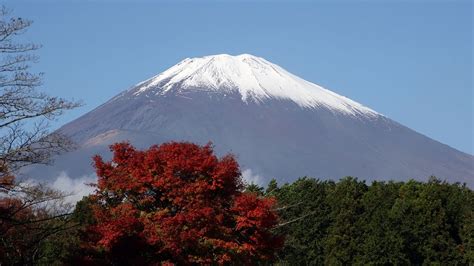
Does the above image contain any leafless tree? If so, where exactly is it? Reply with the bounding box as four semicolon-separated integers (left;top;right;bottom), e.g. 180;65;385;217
0;6;80;181
0;6;81;264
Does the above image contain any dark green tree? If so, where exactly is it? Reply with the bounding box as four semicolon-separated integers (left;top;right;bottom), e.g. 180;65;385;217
271;177;333;264
355;181;408;264
266;178;279;195
324;177;367;265
389;178;466;264
244;182;264;196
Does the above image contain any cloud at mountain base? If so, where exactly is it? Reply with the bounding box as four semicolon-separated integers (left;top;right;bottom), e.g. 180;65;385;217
241;169;265;186
51;172;96;204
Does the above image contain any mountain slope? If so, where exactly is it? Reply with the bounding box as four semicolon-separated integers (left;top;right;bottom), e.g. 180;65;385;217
30;54;474;186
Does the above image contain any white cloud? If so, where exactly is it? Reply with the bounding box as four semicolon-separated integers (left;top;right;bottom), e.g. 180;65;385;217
51;172;96;204
241;168;265;186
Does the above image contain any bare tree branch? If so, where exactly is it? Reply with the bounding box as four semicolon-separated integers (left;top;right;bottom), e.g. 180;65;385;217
0;6;81;264
0;6;81;174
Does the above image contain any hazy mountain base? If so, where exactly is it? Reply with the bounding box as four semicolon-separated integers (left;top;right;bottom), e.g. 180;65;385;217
25;90;474;188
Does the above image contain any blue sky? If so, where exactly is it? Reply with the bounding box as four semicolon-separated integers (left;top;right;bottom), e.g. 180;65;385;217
7;1;473;154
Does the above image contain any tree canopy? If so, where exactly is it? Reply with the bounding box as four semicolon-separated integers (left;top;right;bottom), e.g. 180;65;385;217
270;177;474;265
82;142;282;265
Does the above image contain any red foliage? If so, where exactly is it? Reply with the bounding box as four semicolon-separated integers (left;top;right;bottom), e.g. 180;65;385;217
87;142;282;264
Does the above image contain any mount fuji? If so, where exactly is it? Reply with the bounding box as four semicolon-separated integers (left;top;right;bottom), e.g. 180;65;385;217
28;54;473;187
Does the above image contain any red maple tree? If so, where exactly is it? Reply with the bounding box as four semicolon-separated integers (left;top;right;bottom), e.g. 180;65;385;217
87;142;282;265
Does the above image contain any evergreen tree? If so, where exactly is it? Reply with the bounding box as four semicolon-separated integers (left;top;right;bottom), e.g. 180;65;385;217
356;181;408;264
324;177;368;265
245;182;264;196
271;178;333;264
266;178;279;195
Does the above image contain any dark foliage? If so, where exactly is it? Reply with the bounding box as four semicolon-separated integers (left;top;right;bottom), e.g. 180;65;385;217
271;176;473;265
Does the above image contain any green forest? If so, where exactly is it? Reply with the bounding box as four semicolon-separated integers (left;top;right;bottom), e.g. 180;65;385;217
255;176;474;265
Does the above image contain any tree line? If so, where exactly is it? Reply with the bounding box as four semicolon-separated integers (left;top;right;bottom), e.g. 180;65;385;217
3;159;473;264
249;176;473;265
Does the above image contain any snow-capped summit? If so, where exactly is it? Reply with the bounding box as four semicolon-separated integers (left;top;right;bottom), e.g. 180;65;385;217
128;54;378;117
